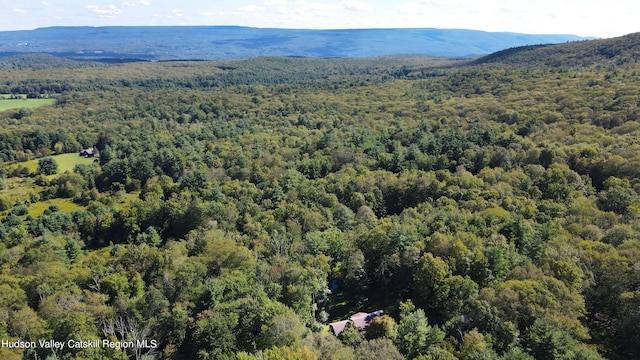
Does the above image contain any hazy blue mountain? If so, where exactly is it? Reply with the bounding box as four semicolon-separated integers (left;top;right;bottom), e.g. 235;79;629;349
0;26;588;60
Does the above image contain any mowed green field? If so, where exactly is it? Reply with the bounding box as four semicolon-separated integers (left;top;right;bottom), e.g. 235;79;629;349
7;153;97;173
0;97;55;111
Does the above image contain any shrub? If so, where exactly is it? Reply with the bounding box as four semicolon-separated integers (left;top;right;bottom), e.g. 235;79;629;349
0;197;11;211
11;205;29;216
38;157;58;175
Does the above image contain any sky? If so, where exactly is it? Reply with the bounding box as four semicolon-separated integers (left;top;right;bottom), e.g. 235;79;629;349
0;0;637;38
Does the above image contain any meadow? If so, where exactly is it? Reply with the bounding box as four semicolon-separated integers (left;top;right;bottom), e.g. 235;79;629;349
0;153;97;206
0;96;55;111
3;153;96;174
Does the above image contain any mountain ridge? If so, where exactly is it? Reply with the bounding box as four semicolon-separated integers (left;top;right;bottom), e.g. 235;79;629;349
472;32;640;67
0;26;588;60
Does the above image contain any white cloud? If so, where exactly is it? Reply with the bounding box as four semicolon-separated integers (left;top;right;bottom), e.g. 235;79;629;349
148;7;191;23
287;1;373;15
87;4;123;16
171;8;185;18
303;2;333;12
13;8;27;13
263;0;288;13
396;1;463;15
340;1;373;12
387;0;636;37
41;1;49;5
122;0;150;7
239;5;266;12
223;0;378;28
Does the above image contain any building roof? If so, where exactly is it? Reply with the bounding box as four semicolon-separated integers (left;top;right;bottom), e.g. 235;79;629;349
329;310;384;337
329;320;350;337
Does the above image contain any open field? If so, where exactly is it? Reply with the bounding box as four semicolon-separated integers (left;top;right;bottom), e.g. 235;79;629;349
0;154;97;207
27;197;83;217
3;153;97;174
0;97;55;111
0;177;43;208
43;153;97;173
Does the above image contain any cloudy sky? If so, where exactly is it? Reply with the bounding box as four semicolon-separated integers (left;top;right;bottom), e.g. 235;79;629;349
1;0;636;38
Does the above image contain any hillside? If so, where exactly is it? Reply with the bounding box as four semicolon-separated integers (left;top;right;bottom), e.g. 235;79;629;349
0;26;587;60
0;53;99;70
473;32;640;67
1;34;640;360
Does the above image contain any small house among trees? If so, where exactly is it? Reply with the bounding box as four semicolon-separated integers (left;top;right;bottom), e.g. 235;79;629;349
329;310;384;337
80;147;99;158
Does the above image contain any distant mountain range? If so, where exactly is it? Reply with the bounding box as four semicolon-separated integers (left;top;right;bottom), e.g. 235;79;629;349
0;26;589;61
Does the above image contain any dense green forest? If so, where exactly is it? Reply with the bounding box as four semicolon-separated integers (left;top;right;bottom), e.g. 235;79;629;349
0;33;640;360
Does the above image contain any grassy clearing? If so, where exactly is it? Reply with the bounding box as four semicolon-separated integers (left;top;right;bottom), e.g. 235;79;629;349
4;153;97;174
50;153;98;173
0;98;55;111
27;198;83;217
0;177;43;208
1;154;97;210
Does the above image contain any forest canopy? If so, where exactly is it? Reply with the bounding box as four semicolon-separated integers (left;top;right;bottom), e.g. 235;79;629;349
1;34;640;359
